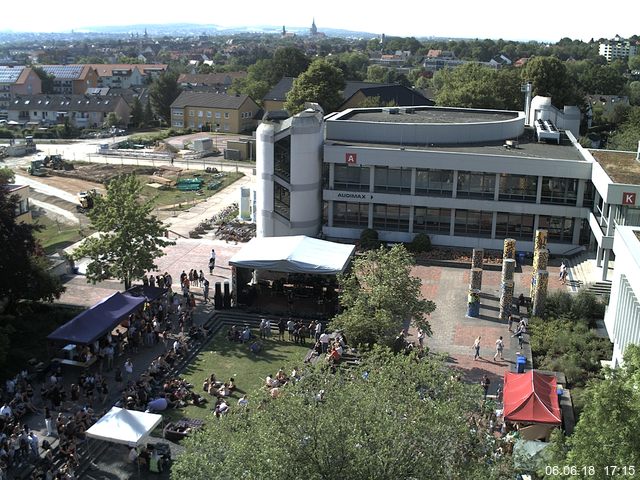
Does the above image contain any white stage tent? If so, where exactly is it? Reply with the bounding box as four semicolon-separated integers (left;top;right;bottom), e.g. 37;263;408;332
86;407;163;447
229;235;356;275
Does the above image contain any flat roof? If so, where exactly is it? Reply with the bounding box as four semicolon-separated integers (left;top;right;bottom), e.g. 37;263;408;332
590;150;640;184
328;128;584;162
338;107;518;124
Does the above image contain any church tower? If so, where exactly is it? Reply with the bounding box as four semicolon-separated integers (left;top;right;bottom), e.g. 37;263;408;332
310;18;317;36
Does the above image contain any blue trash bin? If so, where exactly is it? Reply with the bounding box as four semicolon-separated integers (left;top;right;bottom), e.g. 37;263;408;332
516;355;526;373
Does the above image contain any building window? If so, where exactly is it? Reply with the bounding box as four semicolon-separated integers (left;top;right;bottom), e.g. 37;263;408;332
198;110;203;117
456;172;496;200
274;136;291;182
414;207;451;234
13;197;29;217
207;111;212;118
454;209;493;237
189;111;194;117
173;121;183;127
333;201;369;227
415;169;453;197
498;174;538;203
538;216;575;243
373;167;411;194
274;183;290;220
334;165;370;191
495;212;535;240
215;112;221;119
540;177;578;205
373;204;410;231
224;112;230;119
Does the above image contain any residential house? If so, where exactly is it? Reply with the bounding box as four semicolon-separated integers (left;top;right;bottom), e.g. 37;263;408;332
89;64;168;89
39;65;98;95
4;184;32;223
0;66;42;119
262;78;433;113
170;91;259;133
339;82;434;110
8;94;131;128
177;72;247;93
489;54;512;68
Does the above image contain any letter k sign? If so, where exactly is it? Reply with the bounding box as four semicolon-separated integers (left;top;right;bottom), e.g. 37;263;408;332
622;192;636;205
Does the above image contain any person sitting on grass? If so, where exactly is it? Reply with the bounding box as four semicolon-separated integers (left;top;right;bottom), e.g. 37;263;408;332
217;384;230;398
250;340;262;355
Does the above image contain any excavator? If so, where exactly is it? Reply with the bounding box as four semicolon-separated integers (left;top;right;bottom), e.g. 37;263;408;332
76;189;100;213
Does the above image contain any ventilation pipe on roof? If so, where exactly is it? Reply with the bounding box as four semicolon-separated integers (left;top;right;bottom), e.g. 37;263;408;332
521;82;532;126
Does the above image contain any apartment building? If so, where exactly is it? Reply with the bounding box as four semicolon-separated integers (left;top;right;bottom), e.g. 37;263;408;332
0;66;41;119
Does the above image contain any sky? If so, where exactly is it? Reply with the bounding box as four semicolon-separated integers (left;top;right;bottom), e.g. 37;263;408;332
1;0;637;43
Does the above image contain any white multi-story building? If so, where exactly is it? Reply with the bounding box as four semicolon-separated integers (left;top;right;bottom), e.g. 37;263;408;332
599;35;638;61
256;101;640;281
604;226;640;366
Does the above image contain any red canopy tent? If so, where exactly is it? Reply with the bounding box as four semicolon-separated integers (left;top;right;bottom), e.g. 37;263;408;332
503;370;561;425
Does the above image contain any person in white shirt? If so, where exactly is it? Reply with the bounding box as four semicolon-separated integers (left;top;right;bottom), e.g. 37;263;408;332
0;404;12;418
319;332;330;353
237;395;248;407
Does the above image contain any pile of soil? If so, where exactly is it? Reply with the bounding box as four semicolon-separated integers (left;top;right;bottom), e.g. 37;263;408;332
52;164;156;184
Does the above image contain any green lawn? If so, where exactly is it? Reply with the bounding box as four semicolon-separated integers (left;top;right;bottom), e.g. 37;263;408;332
166;331;310;422
33;215;90;254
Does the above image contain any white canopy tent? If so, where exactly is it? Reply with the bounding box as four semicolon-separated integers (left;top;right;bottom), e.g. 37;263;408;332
86;407;163;447
229;235;356;275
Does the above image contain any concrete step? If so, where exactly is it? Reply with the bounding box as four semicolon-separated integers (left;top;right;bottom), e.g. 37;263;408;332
586;281;612;297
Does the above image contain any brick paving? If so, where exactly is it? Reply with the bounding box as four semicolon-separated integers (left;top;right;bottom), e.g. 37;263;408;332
408;260;566;395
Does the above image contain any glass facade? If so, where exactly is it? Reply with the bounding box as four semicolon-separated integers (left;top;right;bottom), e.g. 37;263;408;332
274;137;291;182
415;169;453;197
540;177;578;205
374;167;411;194
413;207;451;233
538;216;575;243
274;183;290;220
333;202;369;227
499;174;538;203
334;165;370;191
456;172;496;199
454;209;493;237
373;204;410;231
495;212;535;240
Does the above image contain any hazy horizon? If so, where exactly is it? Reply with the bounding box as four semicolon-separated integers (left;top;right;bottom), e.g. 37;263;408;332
1;0;637;43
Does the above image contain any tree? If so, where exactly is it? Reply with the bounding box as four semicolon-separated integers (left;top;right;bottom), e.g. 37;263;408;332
520;56;582;108
104;112;122;128
607;106;640;150
129;97;144;128
330;244;435;347
433;63;521;110
629;55;640;72
0;168;65;369
149;71;181;124
31;66;55;94
546;345;640;477
72;175;173;290
172;347;511;480
284;59;345;115
143;100;154;127
271;46;310;84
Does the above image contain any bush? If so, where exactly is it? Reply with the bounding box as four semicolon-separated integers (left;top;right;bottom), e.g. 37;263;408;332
408;233;432;253
359;228;380;251
571;290;605;326
0;129;15;139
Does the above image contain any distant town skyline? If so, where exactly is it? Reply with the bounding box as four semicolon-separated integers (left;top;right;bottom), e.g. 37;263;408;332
2;0;638;43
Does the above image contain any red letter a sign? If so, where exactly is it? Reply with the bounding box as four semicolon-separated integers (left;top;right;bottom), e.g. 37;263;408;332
345;153;357;164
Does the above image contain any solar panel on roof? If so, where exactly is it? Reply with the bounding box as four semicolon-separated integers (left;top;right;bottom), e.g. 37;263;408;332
0;66;25;83
41;65;84;79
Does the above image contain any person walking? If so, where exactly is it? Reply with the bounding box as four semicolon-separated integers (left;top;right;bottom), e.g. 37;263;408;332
124;358;133;383
473;336;481;360
493;336;504;361
203;278;210;303
209;249;216;274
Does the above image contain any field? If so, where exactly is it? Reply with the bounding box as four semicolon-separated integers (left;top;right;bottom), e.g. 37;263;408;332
166;331;310;423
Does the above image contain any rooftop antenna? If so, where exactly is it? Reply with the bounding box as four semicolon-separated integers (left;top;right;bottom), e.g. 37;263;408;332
521;82;532;126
